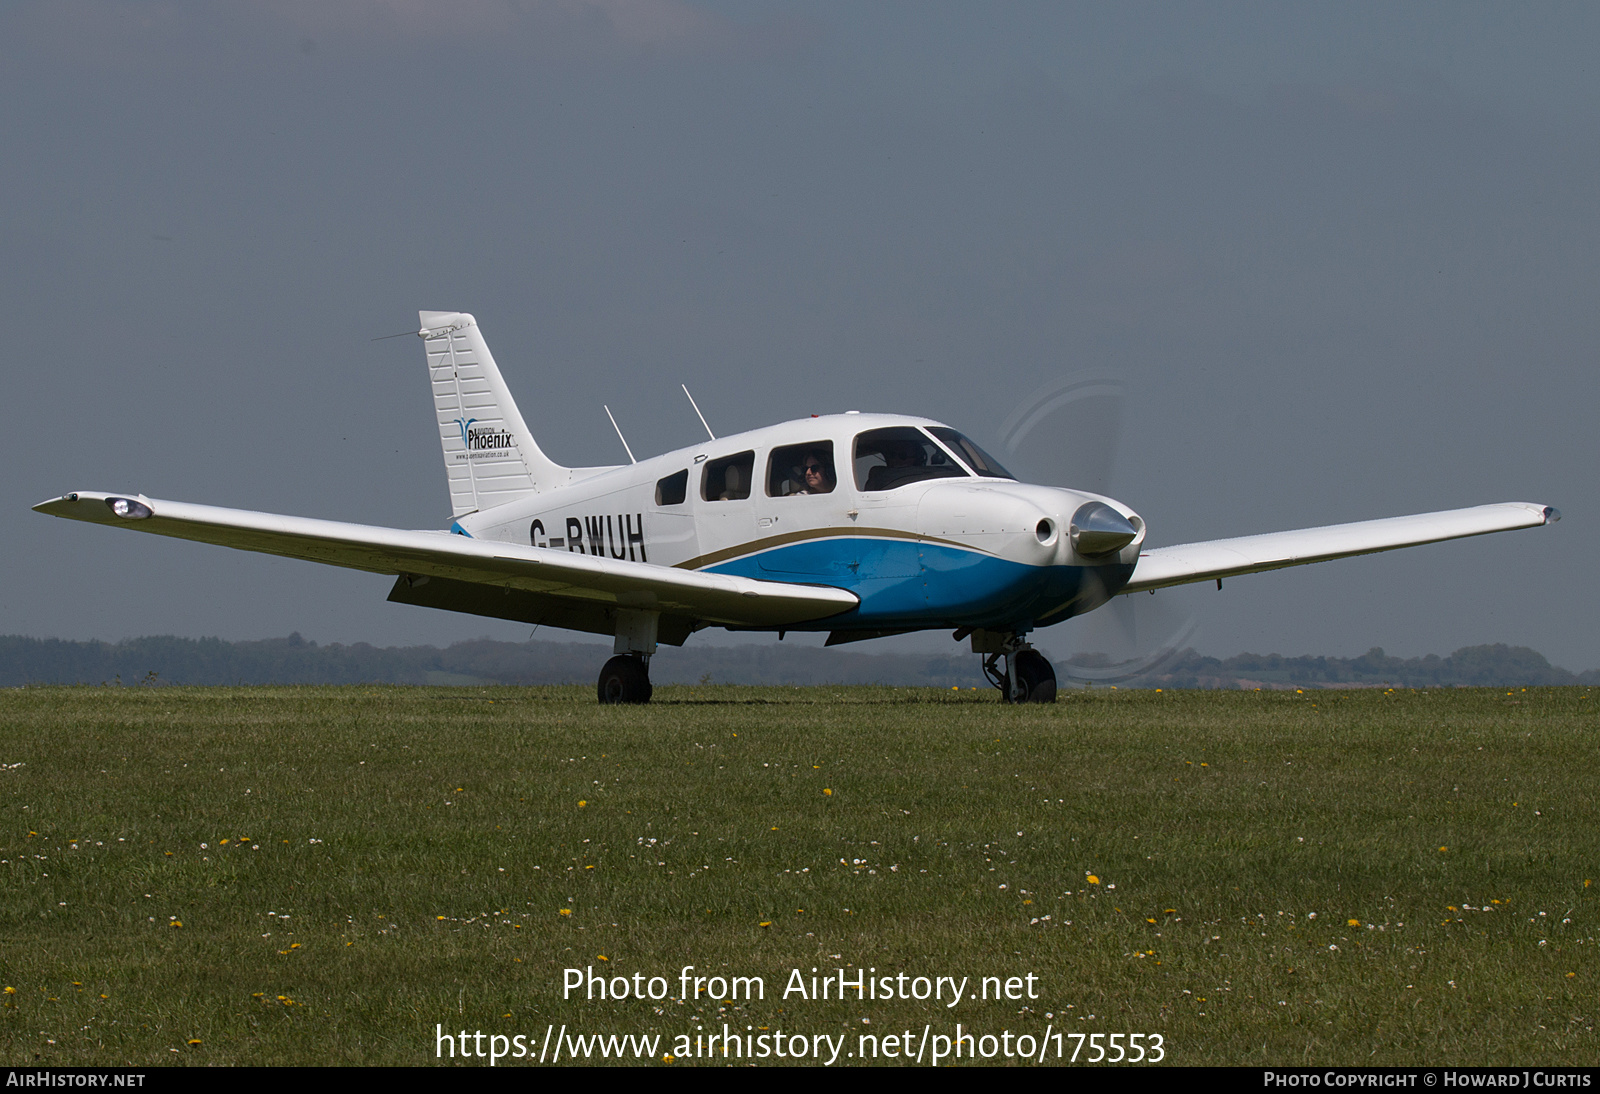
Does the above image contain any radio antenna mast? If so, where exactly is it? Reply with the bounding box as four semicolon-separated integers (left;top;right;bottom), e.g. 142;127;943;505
682;385;716;440
603;406;637;464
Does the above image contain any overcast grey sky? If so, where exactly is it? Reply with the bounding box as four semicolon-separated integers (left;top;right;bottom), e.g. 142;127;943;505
4;1;1594;669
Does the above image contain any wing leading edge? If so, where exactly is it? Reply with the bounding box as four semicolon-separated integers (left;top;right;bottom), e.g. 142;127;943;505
1122;502;1558;594
32;492;858;628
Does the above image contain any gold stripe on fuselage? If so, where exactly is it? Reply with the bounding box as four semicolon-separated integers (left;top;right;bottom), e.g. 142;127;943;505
673;526;988;572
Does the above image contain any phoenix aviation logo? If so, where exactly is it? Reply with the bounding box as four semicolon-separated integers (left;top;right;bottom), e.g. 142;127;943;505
453;417;516;452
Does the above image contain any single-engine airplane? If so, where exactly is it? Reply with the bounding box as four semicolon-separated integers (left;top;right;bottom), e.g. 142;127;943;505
36;311;1560;703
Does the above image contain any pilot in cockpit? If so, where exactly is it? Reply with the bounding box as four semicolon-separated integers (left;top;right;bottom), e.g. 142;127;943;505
863;438;925;492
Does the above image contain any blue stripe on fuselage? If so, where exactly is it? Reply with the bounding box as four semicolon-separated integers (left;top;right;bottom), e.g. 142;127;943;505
705;536;1106;630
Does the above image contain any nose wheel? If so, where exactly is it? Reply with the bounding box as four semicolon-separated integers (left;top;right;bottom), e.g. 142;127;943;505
597;654;653;704
982;641;1057;704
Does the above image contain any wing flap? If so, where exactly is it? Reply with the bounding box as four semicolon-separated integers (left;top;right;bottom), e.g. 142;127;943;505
1123;502;1557;594
33;492;858;627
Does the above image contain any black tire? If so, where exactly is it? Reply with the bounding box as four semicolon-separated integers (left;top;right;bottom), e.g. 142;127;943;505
597;655;653;704
1012;649;1057;704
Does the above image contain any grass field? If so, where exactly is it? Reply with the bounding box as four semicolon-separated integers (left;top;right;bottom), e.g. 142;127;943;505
1;684;1595;1066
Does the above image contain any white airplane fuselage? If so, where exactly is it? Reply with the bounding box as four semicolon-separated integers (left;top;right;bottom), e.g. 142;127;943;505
454;412;1144;635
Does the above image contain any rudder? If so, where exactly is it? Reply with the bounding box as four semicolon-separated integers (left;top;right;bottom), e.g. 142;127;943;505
419;311;566;518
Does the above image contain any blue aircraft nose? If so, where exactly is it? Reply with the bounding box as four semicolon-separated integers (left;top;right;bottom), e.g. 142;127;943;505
1069;501;1138;557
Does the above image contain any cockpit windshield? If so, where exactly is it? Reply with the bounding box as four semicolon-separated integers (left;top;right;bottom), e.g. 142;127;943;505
853;427;969;492
926;427;1016;480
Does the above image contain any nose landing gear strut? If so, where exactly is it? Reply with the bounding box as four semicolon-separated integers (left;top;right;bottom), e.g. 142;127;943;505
966;629;1058;704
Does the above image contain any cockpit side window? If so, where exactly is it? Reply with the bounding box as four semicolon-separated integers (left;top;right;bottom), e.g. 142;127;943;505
701;451;755;501
853;427;969;492
926;427;1016;480
655;469;689;506
767;441;836;497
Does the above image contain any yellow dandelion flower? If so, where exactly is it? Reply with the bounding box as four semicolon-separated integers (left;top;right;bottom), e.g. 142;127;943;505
1439;846;1447;852
437;915;447;920
170;920;183;928
559;909;572;916
1567;972;1576;978
187;1039;201;1046
1087;875;1100;885
289;943;301;949
597;955;608;961
578;800;587;808
1347;919;1360;927
823;788;832;796
3;987;14;995
759;921;772;928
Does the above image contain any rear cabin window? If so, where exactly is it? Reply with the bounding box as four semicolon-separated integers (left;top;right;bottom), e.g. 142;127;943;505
853;427;968;492
655;469;688;506
701;451;755;501
767;441;836;497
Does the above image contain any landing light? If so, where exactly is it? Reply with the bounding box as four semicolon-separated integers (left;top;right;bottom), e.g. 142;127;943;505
105;497;152;520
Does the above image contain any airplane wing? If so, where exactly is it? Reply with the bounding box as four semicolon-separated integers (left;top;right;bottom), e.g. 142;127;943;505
1122;502;1559;594
32;491;858;630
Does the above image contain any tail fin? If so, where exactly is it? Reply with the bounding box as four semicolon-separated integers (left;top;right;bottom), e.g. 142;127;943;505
419;311;566;518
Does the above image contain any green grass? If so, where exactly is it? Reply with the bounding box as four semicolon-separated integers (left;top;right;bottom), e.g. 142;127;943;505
1;684;1595;1066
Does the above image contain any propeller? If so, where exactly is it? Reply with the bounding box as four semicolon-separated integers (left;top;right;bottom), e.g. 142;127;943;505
997;372;1196;683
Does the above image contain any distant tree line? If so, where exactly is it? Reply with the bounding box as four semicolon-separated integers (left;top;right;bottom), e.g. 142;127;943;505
0;634;1593;690
1086;645;1600;689
0;633;985;688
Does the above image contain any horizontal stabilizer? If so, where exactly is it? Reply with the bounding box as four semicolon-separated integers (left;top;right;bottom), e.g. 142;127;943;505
1123;502;1558;594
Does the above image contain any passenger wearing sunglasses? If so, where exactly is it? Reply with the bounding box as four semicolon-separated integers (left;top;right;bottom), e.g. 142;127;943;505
797;451;835;495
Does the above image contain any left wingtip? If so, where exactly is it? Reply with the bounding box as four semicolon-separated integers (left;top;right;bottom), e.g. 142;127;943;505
33;492;81;514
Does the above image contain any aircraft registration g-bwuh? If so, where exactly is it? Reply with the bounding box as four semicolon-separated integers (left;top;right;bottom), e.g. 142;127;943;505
36;311;1560;704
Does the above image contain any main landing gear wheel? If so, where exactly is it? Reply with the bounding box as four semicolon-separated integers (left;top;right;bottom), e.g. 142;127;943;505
597;655;653;704
1011;649;1057;704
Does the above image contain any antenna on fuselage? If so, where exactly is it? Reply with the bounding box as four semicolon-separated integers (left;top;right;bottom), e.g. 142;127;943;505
603;405;637;464
682;385;716;440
